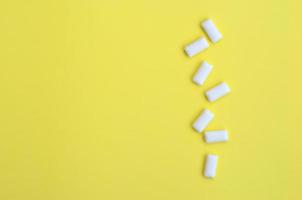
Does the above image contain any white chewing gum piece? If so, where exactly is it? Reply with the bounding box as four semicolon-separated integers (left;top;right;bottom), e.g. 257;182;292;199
193;61;213;85
184;37;209;58
204;130;229;143
201;19;223;43
205;82;231;102
192;109;214;133
204;154;219;178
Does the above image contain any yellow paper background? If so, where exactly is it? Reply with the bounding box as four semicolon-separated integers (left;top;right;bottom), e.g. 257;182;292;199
0;0;300;199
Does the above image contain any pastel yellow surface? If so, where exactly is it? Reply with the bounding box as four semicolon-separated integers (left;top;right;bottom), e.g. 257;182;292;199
0;0;300;199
